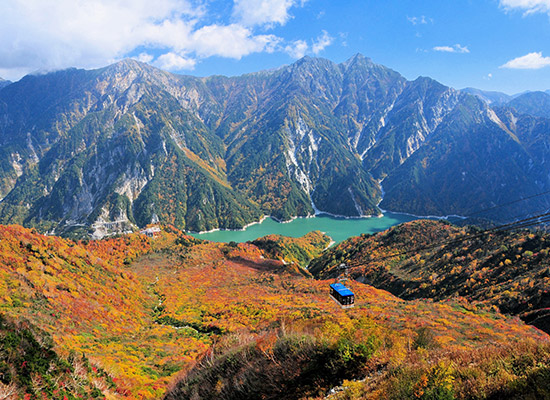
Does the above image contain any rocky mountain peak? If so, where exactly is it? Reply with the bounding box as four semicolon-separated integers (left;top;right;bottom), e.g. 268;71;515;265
410;75;444;89
402;76;455;102
93;58;181;100
288;55;338;73
340;53;373;69
104;58;151;73
274;56;343;102
98;58;166;82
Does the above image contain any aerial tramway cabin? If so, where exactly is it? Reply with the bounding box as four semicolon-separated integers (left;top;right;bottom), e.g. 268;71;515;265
329;282;355;308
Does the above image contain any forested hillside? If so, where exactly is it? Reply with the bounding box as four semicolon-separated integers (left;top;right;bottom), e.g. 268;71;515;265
309;220;550;333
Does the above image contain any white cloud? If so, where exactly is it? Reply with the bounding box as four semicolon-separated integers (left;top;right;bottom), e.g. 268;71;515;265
285;40;308;59
135;53;154;64
284;30;334;59
499;0;550;14
312;31;333;54
339;32;348;47
407;15;432;25
433;44;470;53
232;0;303;27
190;24;280;58
155;53;196;70
0;0;201;78
0;67;29;81
500;52;550;69
434;46;455;52
454;44;470;53
0;0;306;80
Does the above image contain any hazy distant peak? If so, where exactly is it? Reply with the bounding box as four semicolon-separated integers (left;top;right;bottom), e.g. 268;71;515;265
0;77;11;89
516;90;550;98
508;90;550;119
460;87;512;106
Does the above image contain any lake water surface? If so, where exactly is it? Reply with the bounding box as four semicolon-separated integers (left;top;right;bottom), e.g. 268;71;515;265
190;211;419;244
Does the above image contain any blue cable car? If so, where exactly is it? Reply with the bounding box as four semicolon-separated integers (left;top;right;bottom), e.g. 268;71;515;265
329;282;355;308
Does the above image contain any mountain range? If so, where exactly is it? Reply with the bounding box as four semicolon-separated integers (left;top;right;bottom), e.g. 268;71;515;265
1;55;550;237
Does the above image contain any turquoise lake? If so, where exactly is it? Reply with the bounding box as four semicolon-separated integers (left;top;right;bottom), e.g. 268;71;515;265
189;211;420;244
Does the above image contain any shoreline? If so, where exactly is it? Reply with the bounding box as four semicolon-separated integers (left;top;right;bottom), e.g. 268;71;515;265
185;186;468;237
311;194;381;220
187;211;386;235
378;207;467;221
376;180;467;222
186;209;467;236
186;215;271;235
313;209;381;220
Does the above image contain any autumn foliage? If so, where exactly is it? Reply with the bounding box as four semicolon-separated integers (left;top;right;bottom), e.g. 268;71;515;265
310;220;550;333
0;222;549;399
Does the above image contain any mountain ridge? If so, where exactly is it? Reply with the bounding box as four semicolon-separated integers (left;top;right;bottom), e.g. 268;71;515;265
1;55;550;237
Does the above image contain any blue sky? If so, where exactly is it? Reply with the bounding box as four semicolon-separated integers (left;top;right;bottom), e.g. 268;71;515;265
1;0;549;94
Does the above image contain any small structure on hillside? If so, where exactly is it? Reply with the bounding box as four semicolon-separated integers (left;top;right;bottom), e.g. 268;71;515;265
140;226;161;238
